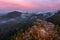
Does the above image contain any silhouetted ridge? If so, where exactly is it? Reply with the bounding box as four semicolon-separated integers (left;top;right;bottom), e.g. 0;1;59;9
8;11;22;15
0;11;22;19
57;10;60;14
46;10;60;26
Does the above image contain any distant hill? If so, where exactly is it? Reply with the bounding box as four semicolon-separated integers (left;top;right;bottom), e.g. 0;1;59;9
0;11;54;20
0;11;22;20
0;11;54;25
46;10;60;26
31;12;54;20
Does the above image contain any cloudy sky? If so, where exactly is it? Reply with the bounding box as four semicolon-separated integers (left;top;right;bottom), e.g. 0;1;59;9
0;0;60;13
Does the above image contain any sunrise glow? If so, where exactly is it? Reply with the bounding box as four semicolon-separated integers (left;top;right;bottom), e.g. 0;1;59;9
0;0;60;13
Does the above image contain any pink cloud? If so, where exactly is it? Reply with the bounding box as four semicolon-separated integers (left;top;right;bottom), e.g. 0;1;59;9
0;0;60;12
0;1;37;10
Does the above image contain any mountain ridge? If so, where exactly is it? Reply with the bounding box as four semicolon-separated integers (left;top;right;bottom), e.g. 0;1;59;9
0;10;60;40
46;10;60;26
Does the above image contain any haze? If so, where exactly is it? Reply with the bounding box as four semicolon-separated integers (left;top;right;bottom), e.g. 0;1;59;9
0;0;60;13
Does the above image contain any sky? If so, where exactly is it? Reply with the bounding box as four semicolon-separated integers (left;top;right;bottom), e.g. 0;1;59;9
0;0;60;13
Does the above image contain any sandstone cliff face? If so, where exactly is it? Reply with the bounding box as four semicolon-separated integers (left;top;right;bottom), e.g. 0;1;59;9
9;19;60;40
